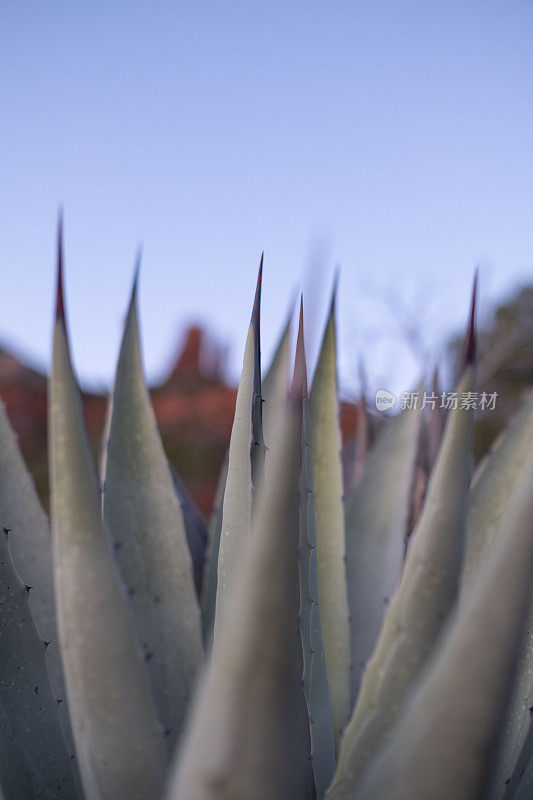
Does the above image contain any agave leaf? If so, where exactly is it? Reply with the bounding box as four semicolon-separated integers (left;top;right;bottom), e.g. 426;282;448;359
296;304;336;798
101;385;208;605
0;219;78;780
347;444;533;800
98;389;113;497
262;302;292;451
459;392;533;798
502;643;533;797
508;735;533;799
309;284;351;743
0;399;56;659
345;388;422;703
426;366;445;472
405;368;445;537
168;464;209;599
166;355;314;800
502;717;533;799
214;259;265;632
332;277;478;790
350;358;369;489
0;530;78;798
0;702;49;800
332;364;475;793
49;256;167;799
462;390;533;586
102;269;203;750
202;301;289;648
0;398;78;758
200;455;227;649
0;215;72;739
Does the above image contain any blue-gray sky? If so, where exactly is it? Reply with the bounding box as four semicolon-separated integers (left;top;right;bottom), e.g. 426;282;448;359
2;1;532;396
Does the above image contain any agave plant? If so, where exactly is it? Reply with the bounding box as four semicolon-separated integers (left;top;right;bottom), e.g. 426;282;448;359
0;219;532;800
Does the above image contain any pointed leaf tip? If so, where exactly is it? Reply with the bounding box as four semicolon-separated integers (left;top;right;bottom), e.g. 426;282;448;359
291;298;307;404
330;268;340;315
251;253;263;330
462;270;478;370
129;247;142;308
133;246;142;291
55;211;66;326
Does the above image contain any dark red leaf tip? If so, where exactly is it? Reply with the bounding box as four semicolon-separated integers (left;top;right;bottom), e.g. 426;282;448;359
55;209;66;326
291;295;307;404
250;254;263;402
329;267;340;316
128;245;143;311
251;253;263;331
461;269;478;371
132;245;142;299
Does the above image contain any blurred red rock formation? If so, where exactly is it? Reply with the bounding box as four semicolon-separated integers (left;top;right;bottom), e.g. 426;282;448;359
0;329;360;519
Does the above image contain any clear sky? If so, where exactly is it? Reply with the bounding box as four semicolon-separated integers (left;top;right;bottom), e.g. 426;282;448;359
2;1;532;397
